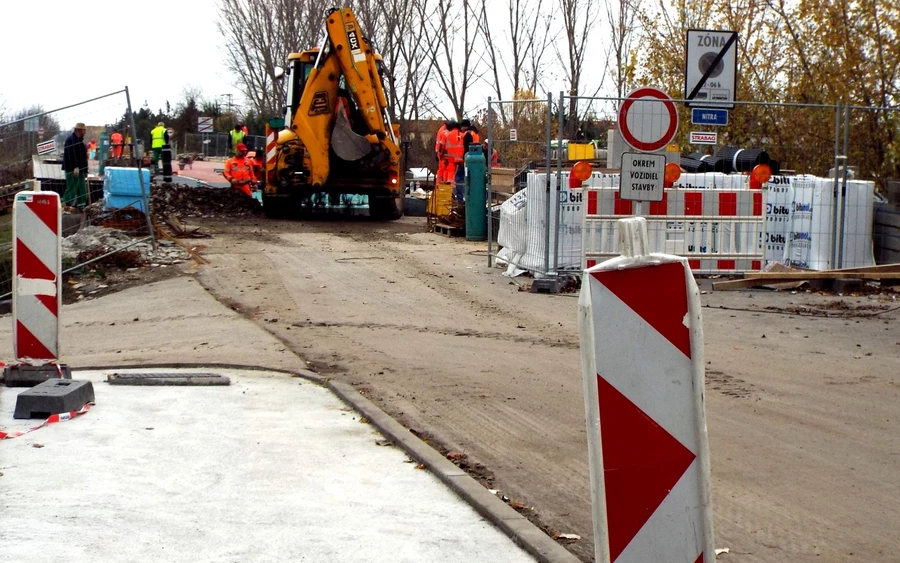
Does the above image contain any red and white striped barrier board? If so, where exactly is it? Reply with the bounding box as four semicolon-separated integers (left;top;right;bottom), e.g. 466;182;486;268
0;402;93;440
580;218;714;563
265;127;278;186
583;187;765;274
12;191;62;363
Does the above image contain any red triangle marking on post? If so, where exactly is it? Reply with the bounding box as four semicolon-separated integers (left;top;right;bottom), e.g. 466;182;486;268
694;553;704;563
35;294;58;315
15;240;57;281
25;199;59;235
15;320;56;360
597;374;696;562
592;261;691;358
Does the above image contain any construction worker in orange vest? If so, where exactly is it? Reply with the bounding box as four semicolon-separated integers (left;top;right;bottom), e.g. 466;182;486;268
110;130;124;159
447;120;470;201
483;139;499;167
441;121;460;184
435;120;453;183
223;143;257;197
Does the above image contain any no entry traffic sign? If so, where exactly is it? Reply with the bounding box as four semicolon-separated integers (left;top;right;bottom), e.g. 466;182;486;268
617;88;679;153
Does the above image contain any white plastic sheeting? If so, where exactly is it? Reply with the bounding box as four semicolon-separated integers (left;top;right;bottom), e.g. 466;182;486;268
496;171;875;275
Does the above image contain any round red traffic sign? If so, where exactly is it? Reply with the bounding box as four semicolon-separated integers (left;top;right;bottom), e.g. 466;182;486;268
618;87;678;152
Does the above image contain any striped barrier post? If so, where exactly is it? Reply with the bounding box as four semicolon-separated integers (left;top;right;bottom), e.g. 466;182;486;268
264;126;278;190
12;191;62;364
580;217;715;563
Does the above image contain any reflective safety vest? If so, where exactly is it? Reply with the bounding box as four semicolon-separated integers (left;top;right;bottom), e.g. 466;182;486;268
151;126;167;149
110;132;123;145
231;129;246;148
223;156;255;184
445;129;464;163
435;125;447;154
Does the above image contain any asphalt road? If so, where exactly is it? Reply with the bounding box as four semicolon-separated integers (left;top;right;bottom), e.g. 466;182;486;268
191;213;900;562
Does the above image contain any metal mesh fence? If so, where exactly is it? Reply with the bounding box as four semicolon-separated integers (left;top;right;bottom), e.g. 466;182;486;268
486;96;555;275
183;133;266;158
0;89;157;299
488;92;892;276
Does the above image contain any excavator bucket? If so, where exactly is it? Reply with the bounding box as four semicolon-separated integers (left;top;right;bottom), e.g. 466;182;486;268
332;98;371;162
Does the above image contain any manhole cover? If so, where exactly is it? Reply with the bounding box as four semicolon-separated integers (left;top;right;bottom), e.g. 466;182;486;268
107;372;231;386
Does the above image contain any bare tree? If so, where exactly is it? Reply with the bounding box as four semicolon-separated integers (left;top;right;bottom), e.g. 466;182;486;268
217;0;326;118
556;0;601;136
478;0;555;125
605;0;640;101
427;0;484;120
379;0;440;123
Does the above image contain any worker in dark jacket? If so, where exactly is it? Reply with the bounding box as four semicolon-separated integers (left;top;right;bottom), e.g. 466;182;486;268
62;122;89;209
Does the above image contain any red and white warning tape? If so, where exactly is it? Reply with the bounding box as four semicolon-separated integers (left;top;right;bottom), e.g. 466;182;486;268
0;402;94;440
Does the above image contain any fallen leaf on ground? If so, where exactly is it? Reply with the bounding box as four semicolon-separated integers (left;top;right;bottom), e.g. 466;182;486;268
446;451;467;461
375;439;392;447
32;443;44;449
508;500;530;510
414;464;426;470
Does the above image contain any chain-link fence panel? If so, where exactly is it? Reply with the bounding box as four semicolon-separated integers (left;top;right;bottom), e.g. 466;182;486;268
0;88;157;300
486;96;558;275
847;105;900;267
183;134;266;158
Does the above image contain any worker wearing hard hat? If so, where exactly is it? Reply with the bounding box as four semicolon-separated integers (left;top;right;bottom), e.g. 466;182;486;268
150;122;169;174
223;143;257;197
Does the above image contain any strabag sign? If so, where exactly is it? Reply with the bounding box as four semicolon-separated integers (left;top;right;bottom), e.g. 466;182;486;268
689;131;718;145
620;152;665;202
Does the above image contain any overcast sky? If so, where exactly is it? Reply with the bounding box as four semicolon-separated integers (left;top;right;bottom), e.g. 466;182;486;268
3;0;243;128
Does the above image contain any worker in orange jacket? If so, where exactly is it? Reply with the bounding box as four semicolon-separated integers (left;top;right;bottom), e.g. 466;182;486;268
223;143;257;197
447;120;470;201
435;120;454;183
110;130;124;159
441;121;460;184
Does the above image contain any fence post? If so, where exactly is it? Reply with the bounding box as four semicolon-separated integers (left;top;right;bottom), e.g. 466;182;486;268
126;86;157;251
487;96;494;268
555;91;566;274
544;92;553;275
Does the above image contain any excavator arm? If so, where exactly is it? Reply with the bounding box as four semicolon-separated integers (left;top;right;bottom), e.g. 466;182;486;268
266;6;403;219
286;7;400;188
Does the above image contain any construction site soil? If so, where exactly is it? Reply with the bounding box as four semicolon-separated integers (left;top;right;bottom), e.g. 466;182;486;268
49;187;900;562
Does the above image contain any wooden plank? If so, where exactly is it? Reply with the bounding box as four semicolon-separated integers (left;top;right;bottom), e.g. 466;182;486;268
713;272;900;291
740;272;900;280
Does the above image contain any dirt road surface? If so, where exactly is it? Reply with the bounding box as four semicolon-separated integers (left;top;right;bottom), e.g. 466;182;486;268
190;214;900;562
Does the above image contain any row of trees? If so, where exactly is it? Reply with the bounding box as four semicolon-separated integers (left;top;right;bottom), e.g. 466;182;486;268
218;0;898;178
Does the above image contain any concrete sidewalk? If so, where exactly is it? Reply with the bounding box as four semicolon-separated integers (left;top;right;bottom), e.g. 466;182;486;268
0;277;577;563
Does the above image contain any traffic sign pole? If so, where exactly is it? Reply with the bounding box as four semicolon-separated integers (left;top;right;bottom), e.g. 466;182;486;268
580;217;715;563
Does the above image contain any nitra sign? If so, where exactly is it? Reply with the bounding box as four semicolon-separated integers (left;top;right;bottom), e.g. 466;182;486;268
685;29;738;108
620;152;665;201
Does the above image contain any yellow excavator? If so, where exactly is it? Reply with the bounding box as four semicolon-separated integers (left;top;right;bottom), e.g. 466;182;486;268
262;7;403;219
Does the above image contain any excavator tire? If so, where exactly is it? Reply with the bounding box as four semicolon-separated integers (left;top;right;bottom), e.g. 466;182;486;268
368;195;404;221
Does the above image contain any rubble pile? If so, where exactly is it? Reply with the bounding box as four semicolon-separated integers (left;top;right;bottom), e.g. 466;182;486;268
63;226;190;266
151;184;262;219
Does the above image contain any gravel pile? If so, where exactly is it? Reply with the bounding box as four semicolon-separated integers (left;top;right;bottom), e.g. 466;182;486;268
63;226;190;266
151;184;262;218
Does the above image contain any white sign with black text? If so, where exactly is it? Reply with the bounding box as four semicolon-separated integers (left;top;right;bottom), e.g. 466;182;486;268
689;131;718;145
620;152;665;202
685;29;738;108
